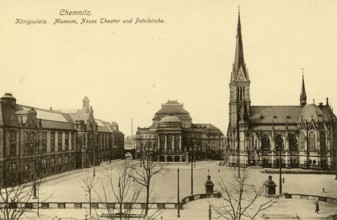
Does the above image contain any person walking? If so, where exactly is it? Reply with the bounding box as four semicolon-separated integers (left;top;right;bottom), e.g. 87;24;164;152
315;201;320;214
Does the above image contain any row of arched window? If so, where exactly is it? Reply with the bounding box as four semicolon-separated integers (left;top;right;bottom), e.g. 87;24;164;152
258;131;327;151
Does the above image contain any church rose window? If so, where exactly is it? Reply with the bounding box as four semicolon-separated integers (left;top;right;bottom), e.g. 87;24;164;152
261;135;270;151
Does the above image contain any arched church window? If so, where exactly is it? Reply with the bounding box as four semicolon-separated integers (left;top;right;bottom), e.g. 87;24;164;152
261;135;270;151
308;132;316;151
320;131;326;151
300;132;305;150
289;133;298;151
275;134;284;151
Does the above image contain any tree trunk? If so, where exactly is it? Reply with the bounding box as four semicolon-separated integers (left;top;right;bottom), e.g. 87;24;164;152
145;179;150;215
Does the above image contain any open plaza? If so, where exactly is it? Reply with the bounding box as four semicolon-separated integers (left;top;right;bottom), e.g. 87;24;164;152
16;160;337;220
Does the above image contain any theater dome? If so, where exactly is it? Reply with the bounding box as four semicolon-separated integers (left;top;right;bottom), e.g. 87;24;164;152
159;115;181;123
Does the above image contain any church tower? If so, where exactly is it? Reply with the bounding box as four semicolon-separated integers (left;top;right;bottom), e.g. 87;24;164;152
228;12;251;129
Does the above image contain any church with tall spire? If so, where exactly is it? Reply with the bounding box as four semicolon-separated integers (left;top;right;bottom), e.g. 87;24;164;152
227;12;337;170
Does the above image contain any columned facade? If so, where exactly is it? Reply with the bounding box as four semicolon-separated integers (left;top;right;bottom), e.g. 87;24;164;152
136;100;225;162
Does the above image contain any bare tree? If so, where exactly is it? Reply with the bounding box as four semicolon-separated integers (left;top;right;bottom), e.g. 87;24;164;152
130;151;166;216
0;183;33;219
210;169;278;220
0;174;52;220
96;160;143;220
82;170;98;216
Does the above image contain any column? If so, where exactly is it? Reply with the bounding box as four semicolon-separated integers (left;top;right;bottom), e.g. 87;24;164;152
179;136;182;150
172;135;175;151
164;135;167;151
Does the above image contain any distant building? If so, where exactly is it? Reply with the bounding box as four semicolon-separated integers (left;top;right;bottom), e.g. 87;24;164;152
136;100;224;162
0;94;124;187
227;13;337;170
124;135;136;159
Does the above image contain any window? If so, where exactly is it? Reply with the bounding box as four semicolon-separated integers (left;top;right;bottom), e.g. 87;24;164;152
65;133;69;151
10;131;17;156
300;132;305;150
41;158;46;167
51;132;55;152
50;157;55;166
71;132;75;150
58;132;62;151
42;132;47;153
320;131;326;151
275;134;284;151
289;133;298;151
309;132;316;151
261;135;270;151
9;162;16;172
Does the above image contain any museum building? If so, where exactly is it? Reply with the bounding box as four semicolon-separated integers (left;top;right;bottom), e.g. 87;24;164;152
0;94;124;187
227;14;337;170
135;100;225;162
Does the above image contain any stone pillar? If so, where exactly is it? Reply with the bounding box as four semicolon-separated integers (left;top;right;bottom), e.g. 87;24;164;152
179;136;182;150
172;135;175;150
164;135;167;150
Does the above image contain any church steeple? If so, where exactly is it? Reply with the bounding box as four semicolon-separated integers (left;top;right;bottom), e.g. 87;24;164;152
231;10;248;82
300;73;307;106
228;10;251;129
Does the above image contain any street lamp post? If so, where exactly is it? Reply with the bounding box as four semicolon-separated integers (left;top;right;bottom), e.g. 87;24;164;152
279;142;282;195
194;144;196;168
208;205;212;220
90;131;96;177
190;146;194;195
177;168;180;218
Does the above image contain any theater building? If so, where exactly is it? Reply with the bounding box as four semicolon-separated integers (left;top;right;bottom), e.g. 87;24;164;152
0;94;124;187
227;14;337;170
135;100;224;162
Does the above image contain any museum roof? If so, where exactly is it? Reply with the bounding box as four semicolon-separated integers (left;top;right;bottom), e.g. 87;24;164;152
15;105;75;130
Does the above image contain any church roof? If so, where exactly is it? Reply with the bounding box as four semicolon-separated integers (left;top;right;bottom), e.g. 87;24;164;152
250;104;335;126
250;106;301;124
299;104;333;123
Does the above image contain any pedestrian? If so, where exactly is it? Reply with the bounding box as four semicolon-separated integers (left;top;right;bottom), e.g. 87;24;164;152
283;177;285;184
315;201;320;214
323;188;325;193
218;168;220;173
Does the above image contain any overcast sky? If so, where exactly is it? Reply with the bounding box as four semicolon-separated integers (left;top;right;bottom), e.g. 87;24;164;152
1;0;337;136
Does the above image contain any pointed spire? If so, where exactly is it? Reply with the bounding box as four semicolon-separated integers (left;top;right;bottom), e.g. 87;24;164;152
300;69;307;106
232;8;248;82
